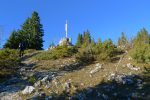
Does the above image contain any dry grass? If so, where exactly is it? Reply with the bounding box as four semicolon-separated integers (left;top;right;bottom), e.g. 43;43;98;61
21;51;149;99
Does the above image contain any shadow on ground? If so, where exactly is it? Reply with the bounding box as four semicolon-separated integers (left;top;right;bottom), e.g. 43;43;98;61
52;69;150;100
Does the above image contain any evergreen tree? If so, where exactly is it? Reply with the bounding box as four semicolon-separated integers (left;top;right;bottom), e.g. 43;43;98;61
4;11;44;50
95;38;102;54
21;18;32;49
76;33;83;47
118;32;128;49
134;28;150;46
99;39;116;60
4;30;19;49
83;30;91;46
97;38;102;47
30;11;44;50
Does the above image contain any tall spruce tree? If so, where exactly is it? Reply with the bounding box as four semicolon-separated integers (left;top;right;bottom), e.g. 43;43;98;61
30;11;44;50
21;18;32;49
76;33;83;47
4;11;44;50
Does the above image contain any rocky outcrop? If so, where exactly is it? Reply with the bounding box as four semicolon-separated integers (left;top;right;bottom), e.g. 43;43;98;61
22;86;35;95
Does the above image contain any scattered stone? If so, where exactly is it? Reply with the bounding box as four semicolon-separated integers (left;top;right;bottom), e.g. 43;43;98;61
41;75;49;82
107;73;135;85
128;57;132;60
0;92;22;100
97;92;101;97
64;81;71;92
45;84;51;89
52;78;59;87
126;63;140;71
34;80;41;87
80;83;84;86
90;63;102;75
102;94;108;100
38;91;46;98
22;86;35;95
76;93;86;100
31;91;46;100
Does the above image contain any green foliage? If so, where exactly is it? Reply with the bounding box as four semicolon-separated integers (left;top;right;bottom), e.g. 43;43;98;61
35;46;77;60
97;39;117;61
76;47;95;63
133;28;150;46
76;33;83;47
24;49;37;54
28;75;36;84
76;37;117;63
4;11;44;50
118;32;128;49
130;28;150;63
83;30;91;47
0;48;20;69
3;30;19;49
130;44;150;63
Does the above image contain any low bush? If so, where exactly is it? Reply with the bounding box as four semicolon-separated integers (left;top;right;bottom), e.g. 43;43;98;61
76;39;119;63
96;40;117;61
75;47;95;63
35;46;77;60
0;48;21;82
0;48;21;69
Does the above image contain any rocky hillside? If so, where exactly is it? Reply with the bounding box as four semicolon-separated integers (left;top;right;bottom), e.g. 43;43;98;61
0;51;149;100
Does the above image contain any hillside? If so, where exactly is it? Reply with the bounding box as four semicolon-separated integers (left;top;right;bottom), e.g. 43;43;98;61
0;49;149;100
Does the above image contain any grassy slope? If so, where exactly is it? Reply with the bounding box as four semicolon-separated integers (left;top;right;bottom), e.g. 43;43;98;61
25;50;150;99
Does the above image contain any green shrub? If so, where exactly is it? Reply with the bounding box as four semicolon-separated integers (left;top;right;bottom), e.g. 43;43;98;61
95;39;117;61
75;47;95;63
76;39;118;63
130;44;150;63
28;75;36;84
35;46;77;60
0;48;20;69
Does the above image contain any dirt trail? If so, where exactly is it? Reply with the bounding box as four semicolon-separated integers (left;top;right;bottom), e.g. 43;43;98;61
0;53;37;100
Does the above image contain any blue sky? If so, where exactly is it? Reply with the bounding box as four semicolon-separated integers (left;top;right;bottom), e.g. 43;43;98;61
0;0;150;49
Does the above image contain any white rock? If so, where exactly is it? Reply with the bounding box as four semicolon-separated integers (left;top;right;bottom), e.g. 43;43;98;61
128;57;132;60
34;81;41;87
22;86;35;95
41;75;49;82
126;63;140;71
90;63;102;74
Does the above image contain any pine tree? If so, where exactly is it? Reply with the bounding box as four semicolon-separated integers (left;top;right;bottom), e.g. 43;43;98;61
76;33;83;47
4;11;44;50
118;32;128;49
134;28;150;46
83;30;91;46
4;30;19;49
21;18;32;49
30;11;44;50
